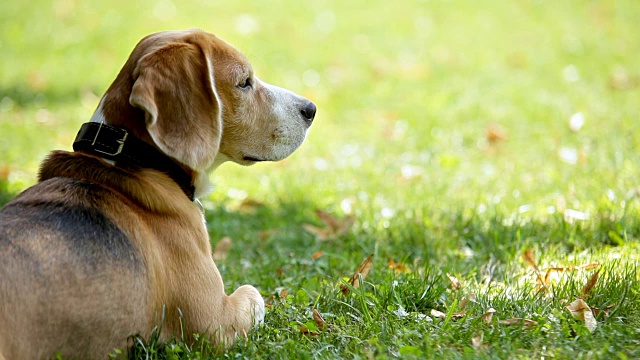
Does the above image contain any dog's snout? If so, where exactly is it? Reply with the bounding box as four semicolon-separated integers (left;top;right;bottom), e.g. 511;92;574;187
300;101;316;123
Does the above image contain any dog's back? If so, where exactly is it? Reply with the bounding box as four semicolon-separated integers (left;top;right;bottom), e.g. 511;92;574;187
0;176;149;359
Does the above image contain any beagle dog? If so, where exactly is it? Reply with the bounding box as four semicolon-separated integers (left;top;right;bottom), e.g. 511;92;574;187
0;29;315;359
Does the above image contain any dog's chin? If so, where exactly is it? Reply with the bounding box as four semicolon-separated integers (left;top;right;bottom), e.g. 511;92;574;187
242;156;267;163
240;145;302;165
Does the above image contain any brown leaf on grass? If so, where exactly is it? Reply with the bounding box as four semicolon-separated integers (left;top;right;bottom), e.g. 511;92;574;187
302;224;333;240
566;298;597;333
583;309;598;333
499;318;538;327
579;263;600;271
311;250;324;260
264;294;275;309
312;309;326;330
458;294;476;310
303;210;355;240
212;237;232;262
452;310;467;321
539;268;552;290
534;268;559;294
582;270;600;295
259;229;281;241
446;273;462;290
340;254;374;295
430;309;447;319
237;198;265;212
458;297;469;310
471;332;487;350
545;263;600;273
522;249;540;271
387;258;411;273
523;249;549;291
279;288;288;300
591;303;615;318
481;308;497;325
429;309;466;321
486;124;507;144
0;166;9;181
535;263;600;293
609;67;638;91
299;325;319;337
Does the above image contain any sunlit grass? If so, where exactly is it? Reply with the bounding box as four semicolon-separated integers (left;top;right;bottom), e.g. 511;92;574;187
1;0;640;358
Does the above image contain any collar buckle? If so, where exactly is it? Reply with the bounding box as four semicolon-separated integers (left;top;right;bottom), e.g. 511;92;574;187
91;122;128;157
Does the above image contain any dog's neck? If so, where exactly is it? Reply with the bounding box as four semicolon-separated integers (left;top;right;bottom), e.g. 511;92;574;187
73;121;197;201
89;92;215;199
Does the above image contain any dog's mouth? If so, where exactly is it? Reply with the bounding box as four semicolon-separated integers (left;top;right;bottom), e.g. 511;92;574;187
242;156;266;162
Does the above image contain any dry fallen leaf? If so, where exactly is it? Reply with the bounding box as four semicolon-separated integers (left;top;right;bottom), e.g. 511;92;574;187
446;273;462;290
458;297;469;310
592;303;615;318
540;268;552;290
279;288;288;300
0;166;9;181
340;254;374;295
452;310;467;321
481;308;497;325
459;293;476;310
259;229;281;241
299;325;319;337
609;67;638;90
429;309;466;321
582;270;600;295
584;308;599;333
523;249;549;291
430;309;447;319
535;262;600;293
545;263;599;273
522;249;539;271
264;294;275;309
566;298;597;333
486;124;507;144
303;210;355;240
302;224;334;240
579;263;600;271
314;210;344;229
312;309;326;331
387;258;411;273
471;332;487;350
237;198;265;212
499;318;538;327
212;236;232;262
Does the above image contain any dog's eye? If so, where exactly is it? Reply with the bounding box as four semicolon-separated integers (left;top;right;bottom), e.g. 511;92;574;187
237;77;252;90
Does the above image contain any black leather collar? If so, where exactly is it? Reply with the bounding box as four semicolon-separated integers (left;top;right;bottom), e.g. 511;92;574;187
72;122;196;201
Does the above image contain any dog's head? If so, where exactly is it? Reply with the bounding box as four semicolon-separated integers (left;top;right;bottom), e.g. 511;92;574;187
93;29;315;196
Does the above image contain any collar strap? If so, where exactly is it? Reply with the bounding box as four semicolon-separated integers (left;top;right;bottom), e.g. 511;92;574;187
73;122;195;201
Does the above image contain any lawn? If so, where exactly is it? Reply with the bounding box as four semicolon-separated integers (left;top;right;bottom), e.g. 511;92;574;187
1;0;640;359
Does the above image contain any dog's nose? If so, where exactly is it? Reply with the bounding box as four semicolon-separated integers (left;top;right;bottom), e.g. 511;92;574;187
300;101;316;123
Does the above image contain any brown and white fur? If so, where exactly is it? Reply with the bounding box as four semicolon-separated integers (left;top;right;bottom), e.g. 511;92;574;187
0;29;315;359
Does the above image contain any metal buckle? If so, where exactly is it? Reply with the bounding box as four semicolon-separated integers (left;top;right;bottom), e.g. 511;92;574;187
91;122;128;156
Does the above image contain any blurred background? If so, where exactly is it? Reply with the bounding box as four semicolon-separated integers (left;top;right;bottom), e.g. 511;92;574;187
1;0;639;216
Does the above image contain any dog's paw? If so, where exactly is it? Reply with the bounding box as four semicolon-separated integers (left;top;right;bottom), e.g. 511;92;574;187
232;284;265;326
221;285;265;345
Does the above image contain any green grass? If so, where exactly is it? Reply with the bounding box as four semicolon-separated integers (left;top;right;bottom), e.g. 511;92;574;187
2;0;640;358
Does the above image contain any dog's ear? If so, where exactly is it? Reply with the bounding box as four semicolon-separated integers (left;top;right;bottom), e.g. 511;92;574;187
129;41;221;171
